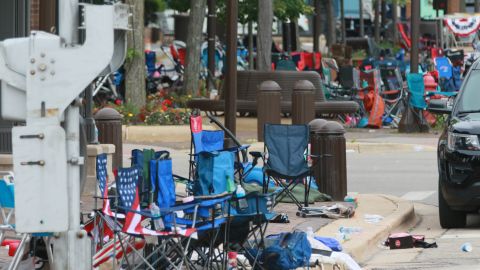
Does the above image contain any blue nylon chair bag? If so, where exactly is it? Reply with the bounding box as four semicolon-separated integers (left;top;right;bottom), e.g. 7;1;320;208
261;231;312;270
406;73;427;110
132;149;168;206
195;150;235;196
149;155;176;211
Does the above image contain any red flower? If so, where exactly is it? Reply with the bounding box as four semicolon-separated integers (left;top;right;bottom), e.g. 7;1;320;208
162;99;173;106
138;113;146;122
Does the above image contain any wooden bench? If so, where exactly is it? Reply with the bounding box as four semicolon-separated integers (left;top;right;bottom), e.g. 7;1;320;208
187;70;359;115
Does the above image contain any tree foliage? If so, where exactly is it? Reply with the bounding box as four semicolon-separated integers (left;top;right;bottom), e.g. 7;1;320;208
216;0;313;24
166;0;190;13
274;0;313;21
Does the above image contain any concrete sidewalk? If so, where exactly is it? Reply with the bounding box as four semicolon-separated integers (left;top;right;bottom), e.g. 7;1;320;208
314;194;416;264
121;116;439;153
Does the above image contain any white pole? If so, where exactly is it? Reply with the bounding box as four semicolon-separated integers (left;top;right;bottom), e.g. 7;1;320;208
53;1;90;270
59;0;79;46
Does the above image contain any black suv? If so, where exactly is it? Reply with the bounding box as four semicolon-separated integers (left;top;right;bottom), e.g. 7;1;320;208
431;61;480;228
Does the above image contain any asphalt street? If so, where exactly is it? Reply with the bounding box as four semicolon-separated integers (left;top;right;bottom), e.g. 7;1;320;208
350;147;480;269
347;150;439;206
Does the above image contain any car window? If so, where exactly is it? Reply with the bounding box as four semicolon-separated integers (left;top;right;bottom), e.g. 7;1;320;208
457;72;480;112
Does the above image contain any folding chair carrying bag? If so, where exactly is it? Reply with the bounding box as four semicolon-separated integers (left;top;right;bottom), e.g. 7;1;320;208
195;151;235;195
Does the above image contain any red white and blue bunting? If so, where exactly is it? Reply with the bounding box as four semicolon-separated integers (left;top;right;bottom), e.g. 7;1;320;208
444;17;480;37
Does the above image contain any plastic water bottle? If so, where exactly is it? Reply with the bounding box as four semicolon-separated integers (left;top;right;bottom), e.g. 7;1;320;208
236;185;248;211
150;203;164;230
339;226;362;234
461;243;473;252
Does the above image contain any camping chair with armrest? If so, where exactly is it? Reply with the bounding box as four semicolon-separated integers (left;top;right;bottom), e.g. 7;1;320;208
188;112;249;192
401;73;430;132
85;154;144;269
149;151;233;269
251;124;317;212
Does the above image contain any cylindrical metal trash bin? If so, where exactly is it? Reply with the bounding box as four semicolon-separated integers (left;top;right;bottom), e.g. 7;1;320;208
95;108;123;169
309;120;347;201
292;80;315;125
257;80;282;142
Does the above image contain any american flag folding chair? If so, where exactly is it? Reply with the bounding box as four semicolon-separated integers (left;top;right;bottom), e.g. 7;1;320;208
150;152;232;269
84;153;139;269
115;166;199;270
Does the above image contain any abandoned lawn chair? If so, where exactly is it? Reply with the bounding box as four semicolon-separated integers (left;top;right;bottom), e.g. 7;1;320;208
251;124;315;212
115;166;199;270
150;151;232;269
188;112;249;192
84;153;142;269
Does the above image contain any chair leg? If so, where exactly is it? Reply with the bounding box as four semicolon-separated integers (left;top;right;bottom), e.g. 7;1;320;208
7;234;29;270
273;179;303;210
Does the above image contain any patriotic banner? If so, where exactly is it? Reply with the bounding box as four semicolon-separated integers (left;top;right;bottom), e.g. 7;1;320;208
444;17;480;37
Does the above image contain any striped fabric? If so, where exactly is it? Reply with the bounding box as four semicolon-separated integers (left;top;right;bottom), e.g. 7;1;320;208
96;154;124;219
117;167;196;238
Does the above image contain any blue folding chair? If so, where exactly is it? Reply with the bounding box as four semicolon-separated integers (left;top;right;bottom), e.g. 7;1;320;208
188;114;249;193
435;56;456;92
252;124;315;210
149;151;232;269
406;73;427;110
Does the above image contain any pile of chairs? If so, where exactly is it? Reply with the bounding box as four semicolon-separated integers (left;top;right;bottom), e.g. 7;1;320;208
82;111;319;269
0;110;321;269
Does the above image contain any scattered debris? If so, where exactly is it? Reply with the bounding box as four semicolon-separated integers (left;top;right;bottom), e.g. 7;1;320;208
364;214;384;224
462;243;473;252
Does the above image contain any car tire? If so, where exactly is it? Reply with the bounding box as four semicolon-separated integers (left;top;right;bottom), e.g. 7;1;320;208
439;179;466;228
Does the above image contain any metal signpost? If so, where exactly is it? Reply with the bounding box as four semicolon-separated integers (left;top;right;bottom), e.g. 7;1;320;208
0;2;128;269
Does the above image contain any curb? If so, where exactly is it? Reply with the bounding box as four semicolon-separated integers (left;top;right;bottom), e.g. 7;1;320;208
314;194;416;263
346;142;436;153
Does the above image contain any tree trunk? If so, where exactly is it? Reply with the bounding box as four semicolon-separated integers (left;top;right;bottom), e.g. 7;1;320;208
248;21;254;70
340;0;346;44
326;0;336;46
313;0;321;52
392;0;398;44
291;19;300;52
374;0;380;42
207;0;216;90
381;0;387;29
282;22;292;53
257;0;273;71
359;0;364;37
184;0;207;96
125;0;146;108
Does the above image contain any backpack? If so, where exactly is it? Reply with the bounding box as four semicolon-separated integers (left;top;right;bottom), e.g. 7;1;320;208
262;231;312;270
